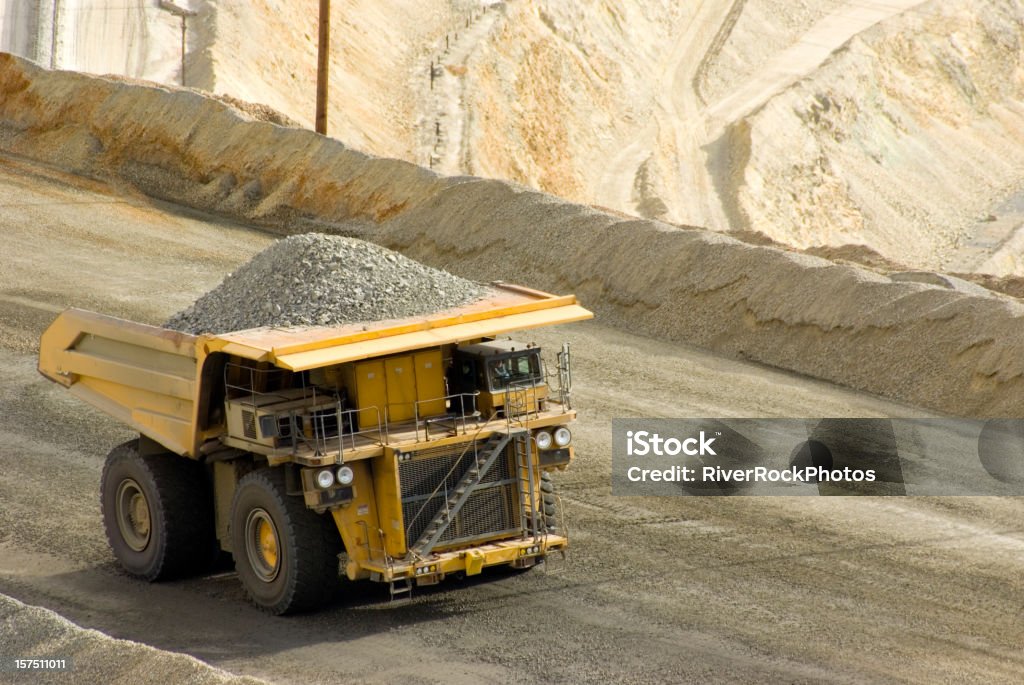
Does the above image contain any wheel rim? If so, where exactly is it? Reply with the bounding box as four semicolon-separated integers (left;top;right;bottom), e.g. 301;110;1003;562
245;508;280;582
115;478;151;552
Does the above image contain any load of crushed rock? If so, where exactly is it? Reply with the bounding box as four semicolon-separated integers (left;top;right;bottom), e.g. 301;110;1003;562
165;233;490;334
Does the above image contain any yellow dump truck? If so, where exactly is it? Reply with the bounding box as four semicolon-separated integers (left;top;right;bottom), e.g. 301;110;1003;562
38;283;592;613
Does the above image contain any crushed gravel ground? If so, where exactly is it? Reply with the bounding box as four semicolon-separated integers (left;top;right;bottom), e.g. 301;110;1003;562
164;233;491;334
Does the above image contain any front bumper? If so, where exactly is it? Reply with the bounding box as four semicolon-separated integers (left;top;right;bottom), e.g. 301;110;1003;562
351;534;568;585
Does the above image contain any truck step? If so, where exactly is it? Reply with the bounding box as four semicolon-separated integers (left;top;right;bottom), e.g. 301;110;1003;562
389;578;413;603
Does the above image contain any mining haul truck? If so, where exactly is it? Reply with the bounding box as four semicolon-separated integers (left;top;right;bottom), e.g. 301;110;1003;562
38;283;592;614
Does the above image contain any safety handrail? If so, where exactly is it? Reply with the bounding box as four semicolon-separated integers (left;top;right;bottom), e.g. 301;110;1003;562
307;404;384;461
223;362;309;407
503;377;544;425
411;391;481;440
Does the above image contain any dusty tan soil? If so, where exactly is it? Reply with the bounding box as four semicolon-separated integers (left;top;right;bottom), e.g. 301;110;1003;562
9;1;1024;276
2;155;1023;684
418;0;1024;272
5;56;1024;419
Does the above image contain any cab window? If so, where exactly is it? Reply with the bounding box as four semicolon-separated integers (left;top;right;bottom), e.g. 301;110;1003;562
487;353;540;390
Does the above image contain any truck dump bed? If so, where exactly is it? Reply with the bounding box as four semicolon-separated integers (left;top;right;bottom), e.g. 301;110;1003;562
38;283;592;457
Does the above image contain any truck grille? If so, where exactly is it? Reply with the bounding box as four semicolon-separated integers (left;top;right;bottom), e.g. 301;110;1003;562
400;439;520;550
242;410;257;439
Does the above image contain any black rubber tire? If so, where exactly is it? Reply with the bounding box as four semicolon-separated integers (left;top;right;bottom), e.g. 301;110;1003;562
230;468;342;615
540;471;559;533
101;439;217;581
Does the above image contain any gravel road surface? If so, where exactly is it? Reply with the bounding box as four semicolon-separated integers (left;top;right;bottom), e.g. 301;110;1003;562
2;154;1023;684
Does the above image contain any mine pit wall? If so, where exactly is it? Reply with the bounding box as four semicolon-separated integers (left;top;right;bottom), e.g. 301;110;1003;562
0;1;42;64
1;53;1022;417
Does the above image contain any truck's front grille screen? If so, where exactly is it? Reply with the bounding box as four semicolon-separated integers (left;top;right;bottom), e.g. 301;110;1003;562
399;439;520;549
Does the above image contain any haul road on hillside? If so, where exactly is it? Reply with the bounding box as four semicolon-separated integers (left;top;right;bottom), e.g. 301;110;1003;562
38;283;592;614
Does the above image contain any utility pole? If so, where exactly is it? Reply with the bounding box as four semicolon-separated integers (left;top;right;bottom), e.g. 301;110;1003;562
315;0;330;134
49;0;60;68
158;2;197;87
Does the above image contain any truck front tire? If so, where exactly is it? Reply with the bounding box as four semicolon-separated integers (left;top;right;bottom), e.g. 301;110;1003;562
230;468;342;615
541;470;559;533
101;440;217;581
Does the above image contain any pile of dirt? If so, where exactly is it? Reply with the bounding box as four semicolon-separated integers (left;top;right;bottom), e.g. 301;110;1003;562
164;233;490;334
0;593;266;684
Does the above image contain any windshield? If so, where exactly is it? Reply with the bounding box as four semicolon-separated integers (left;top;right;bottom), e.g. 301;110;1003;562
487;353;541;391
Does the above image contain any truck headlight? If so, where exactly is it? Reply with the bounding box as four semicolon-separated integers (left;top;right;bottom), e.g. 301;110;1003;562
337;465;354;485
535;430;552;450
554;426;571;447
315;469;335;489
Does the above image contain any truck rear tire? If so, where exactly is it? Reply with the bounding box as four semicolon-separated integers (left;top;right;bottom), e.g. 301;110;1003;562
101;439;217;581
230;468;342;615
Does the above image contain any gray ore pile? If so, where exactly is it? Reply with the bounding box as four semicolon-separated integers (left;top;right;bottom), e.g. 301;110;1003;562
165;233;490;334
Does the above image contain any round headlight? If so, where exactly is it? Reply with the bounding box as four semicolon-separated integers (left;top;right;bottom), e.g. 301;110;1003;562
535;431;552;450
554;426;572;447
315;468;335;489
337;465;355;486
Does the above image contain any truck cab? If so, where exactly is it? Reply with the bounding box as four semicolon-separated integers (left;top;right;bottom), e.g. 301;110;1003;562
449;339;547;417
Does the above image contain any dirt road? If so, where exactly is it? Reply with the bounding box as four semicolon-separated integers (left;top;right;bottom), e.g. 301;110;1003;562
595;0;933;229
2;155;1023;683
705;0;930;129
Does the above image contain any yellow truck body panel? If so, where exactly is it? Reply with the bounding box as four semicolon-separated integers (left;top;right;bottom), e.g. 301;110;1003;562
38;308;201;456
38;283;593;458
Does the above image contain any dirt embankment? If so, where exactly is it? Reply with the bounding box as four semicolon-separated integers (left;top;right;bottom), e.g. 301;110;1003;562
0;593;268;685
2;53;1023;417
11;1;1023;274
